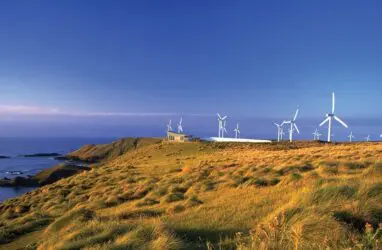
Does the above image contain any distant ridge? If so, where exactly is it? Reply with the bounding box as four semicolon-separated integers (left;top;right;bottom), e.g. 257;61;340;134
58;137;162;163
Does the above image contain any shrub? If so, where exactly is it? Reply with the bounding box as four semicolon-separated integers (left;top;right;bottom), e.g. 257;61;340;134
366;183;382;198
152;186;169;197
0;229;13;244
254;178;268;187
312;185;356;204
167;205;185;214
185;195;203;207
344;162;369;170
270;178;280;186
202;180;215;191
299;164;314;172
170;185;189;194
333;211;365;232
290;173;302;181
136;198;160;207
164;193;185;203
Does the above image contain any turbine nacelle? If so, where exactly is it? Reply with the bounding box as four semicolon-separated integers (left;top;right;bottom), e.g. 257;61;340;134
320;93;348;142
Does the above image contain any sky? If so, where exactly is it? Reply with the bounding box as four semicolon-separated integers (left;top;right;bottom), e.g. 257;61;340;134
0;0;382;140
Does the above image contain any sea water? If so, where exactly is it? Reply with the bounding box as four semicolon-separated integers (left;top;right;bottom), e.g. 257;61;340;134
0;137;115;202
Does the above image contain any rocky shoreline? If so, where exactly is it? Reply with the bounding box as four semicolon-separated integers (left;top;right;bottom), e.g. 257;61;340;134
0;138;162;189
22;153;61;158
0;163;90;187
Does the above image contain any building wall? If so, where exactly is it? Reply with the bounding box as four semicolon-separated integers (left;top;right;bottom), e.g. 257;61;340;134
167;132;185;142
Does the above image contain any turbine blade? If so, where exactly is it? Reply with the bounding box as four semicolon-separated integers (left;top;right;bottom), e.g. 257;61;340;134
334;116;348;128
332;92;335;114
293;109;299;121
319;117;330;127
293;123;300;134
283;121;291;124
222;116;227;120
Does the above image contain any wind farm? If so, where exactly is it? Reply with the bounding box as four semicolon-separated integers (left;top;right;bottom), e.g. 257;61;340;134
2;2;382;250
164;92;382;144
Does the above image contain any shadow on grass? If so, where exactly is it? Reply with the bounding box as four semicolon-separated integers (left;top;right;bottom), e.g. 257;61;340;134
174;227;244;249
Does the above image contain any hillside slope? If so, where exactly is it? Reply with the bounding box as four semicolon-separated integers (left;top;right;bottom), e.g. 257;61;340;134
61;137;162;163
0;141;381;249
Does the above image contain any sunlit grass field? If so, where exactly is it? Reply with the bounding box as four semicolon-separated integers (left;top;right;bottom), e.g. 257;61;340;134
0;141;381;249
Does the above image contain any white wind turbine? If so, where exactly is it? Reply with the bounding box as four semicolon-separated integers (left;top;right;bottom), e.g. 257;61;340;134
217;113;228;138
319;93;348;142
274;123;284;142
233;124;240;139
280;126;285;140
282;109;300;142
364;135;371;142
313;129;321;140
166;120;173;132
348;132;355;142
177;117;183;133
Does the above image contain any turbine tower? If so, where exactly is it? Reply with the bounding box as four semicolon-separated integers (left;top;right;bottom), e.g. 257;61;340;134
217;113;228;138
233;124;240;139
280;127;285;140
282;109;300;142
364;135;371;142
313;129;321;140
319;92;348;142
348;132;355;142
177;117;183;133
274;123;284;142
166;120;173;132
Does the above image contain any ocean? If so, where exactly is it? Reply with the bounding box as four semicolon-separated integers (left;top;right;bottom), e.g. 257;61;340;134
0;138;115;202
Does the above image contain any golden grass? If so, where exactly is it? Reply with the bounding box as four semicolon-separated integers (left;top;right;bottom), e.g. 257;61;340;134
0;141;381;249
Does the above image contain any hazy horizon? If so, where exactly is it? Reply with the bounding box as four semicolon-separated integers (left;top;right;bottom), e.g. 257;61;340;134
1;1;382;139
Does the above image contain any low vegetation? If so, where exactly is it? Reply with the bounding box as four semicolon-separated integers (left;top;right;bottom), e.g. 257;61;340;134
0;140;381;249
62;137;162;163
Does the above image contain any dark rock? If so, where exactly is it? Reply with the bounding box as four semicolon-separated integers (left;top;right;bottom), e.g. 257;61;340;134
54;156;69;161
0;164;89;187
33;164;90;185
6;171;24;175
0;155;10;159
12;176;39;187
0;176;38;187
22;153;61;158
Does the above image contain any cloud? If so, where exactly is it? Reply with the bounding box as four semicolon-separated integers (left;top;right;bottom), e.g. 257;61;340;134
0;105;210;117
0;105;60;115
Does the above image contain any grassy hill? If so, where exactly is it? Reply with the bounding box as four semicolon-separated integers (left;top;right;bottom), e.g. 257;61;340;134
62;137;162;163
0;141;381;249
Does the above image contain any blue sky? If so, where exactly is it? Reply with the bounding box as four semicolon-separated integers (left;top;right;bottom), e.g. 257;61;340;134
0;1;382;139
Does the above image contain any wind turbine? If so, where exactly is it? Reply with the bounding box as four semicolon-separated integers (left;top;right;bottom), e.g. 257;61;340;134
280;127;285;140
319;93;348;142
274;123;284;142
282;109;300;142
166;120;173;132
177;117;183;133
217;113;228;138
313;129;321;140
364;135;371;142
348;132;355;142
233;124;240;139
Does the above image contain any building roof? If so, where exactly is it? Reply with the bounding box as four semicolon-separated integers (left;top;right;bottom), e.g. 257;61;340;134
167;131;186;136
